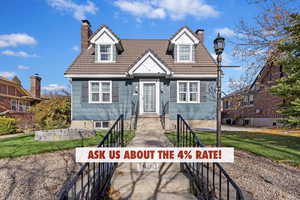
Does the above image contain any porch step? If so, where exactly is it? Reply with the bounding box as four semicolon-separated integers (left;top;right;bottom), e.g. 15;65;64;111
136;116;163;131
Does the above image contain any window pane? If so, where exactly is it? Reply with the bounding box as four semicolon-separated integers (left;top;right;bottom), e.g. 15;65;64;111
101;82;110;93
100;45;111;53
102;93;110;102
101;53;110;61
91;82;99;92
92;93;100;102
102;121;109;128
190;93;197;102
190;82;198;92
179;93;187;102
179;45;191;61
179;82;187;92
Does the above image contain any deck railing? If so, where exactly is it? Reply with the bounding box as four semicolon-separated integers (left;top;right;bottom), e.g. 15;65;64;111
177;114;244;200
56;114;124;200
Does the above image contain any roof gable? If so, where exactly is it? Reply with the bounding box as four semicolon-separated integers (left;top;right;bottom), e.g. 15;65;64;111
128;50;171;76
170;27;199;44
90;26;119;44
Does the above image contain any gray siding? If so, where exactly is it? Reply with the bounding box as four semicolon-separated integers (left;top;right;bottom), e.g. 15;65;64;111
71;78;216;121
168;80;216;120
72;79;134;121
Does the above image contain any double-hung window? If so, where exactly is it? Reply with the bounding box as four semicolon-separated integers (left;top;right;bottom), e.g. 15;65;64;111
177;44;192;62
89;81;112;103
98;44;113;62
177;81;200;103
11;99;17;111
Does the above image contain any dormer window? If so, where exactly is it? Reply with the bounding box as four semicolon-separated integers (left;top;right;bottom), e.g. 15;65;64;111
97;44;114;62
177;44;192;62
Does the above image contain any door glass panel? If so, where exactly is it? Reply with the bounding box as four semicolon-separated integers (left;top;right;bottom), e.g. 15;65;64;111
143;83;156;112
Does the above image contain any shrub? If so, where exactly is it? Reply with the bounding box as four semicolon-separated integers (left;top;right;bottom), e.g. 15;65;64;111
0;116;17;135
29;95;71;130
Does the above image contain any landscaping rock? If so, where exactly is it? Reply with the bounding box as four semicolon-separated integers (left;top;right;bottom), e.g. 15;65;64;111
35;128;96;141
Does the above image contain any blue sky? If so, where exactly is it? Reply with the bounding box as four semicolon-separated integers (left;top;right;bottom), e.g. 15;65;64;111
0;0;263;94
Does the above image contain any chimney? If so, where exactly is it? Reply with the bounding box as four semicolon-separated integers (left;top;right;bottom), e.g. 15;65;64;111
195;29;204;43
81;19;92;51
30;74;41;98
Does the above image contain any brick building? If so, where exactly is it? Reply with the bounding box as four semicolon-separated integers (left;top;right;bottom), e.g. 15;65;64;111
222;63;285;127
0;74;43;128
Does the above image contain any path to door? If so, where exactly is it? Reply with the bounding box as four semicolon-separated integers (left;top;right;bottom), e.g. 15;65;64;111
109;127;197;200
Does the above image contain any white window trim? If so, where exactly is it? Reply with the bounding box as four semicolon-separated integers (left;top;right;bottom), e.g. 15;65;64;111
88;81;112;104
177;44;193;63
93;120;110;129
177;81;200;104
96;44;115;63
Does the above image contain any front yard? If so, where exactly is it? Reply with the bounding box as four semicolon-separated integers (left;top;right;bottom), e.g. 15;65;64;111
166;131;300;167
0;130;134;159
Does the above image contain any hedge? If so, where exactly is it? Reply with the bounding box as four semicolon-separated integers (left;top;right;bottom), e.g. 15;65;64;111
0;116;17;135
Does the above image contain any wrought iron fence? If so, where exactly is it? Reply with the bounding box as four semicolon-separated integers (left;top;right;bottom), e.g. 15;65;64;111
56;114;124;200
177;114;244;200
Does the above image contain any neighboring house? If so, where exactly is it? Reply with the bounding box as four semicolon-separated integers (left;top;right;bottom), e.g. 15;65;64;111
222;63;285;127
0;74;42;128
66;20;217;130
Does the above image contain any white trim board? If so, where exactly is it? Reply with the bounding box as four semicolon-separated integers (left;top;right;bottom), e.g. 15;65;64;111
65;74;217;78
90;27;119;44
171;27;199;44
128;51;171;76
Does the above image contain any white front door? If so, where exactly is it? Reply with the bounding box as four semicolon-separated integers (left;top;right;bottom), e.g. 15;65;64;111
139;80;160;114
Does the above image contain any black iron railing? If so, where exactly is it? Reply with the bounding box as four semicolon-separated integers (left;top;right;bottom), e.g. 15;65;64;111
56;114;124;200
177;114;244;200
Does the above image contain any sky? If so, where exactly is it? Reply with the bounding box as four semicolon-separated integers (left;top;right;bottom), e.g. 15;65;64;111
0;0;265;94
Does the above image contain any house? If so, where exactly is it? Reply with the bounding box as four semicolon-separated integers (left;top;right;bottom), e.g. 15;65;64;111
222;63;285;127
0;74;42;128
65;20;217;130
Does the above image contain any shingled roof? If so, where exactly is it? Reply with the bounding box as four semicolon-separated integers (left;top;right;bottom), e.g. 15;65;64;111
65;26;217;77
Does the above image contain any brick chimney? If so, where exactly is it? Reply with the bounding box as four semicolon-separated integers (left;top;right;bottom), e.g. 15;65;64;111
30;74;41;98
195;29;204;43
81;19;92;51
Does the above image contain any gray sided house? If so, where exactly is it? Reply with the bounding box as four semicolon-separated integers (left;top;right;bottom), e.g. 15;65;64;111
65;20;217;130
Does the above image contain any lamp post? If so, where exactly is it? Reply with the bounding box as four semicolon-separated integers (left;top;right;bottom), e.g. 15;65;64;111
214;33;225;147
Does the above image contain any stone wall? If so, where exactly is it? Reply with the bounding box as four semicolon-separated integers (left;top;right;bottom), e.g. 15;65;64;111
35;128;96;141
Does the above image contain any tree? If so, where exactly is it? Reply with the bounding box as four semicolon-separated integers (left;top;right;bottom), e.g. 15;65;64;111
229;0;299;91
30;95;71;130
270;14;300;126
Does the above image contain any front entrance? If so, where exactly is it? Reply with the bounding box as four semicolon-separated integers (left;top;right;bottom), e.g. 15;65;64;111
139;80;160;114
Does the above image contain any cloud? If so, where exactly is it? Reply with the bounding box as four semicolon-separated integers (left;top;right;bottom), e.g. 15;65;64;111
0;33;37;48
114;0;219;20
17;65;30;70
48;0;98;21
72;45;79;51
42;84;67;92
214;27;236;37
115;1;166;19
0;72;17;79
2;50;38;57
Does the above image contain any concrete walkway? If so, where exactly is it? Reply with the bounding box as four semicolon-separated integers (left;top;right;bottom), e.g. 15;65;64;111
109;128;197;200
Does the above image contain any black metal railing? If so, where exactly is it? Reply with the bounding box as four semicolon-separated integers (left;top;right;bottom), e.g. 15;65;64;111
177;114;244;200
56;114;124;200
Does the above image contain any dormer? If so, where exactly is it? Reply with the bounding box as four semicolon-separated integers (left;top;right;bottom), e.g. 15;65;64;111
168;26;200;63
87;23;123;63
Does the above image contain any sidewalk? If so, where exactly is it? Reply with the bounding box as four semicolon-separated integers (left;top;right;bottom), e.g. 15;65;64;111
109;129;197;200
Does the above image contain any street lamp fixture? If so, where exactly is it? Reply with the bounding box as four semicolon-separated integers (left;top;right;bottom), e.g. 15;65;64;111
214;33;225;147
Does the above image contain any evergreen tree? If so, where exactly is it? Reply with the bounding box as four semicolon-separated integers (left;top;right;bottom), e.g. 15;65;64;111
271;14;300;126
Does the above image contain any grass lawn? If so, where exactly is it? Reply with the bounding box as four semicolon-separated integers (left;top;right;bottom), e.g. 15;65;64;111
166;131;300;167
0;130;134;159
